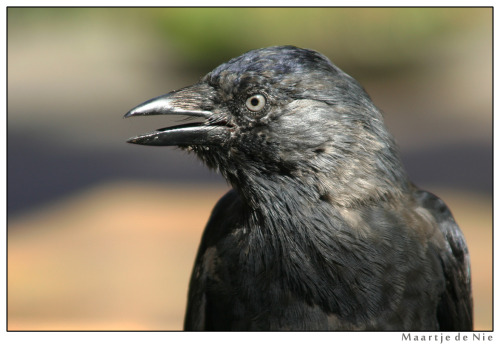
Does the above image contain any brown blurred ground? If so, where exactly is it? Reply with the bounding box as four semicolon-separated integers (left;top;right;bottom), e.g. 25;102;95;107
7;182;491;330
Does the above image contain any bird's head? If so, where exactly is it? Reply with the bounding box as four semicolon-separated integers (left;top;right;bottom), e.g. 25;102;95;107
125;46;408;206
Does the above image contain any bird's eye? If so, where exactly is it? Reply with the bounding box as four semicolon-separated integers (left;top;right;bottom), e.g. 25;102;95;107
245;94;266;112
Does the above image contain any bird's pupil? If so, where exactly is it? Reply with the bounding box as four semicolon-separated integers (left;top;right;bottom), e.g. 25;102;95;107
251;98;259;106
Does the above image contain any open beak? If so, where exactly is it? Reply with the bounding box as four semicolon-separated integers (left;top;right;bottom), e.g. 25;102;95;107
124;83;229;146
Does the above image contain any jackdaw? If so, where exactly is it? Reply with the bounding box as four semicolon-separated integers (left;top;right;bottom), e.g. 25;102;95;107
124;45;472;331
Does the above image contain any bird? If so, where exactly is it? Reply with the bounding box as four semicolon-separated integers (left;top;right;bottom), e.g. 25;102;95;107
124;45;472;331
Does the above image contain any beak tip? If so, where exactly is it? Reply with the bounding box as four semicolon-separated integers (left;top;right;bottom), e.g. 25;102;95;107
123;110;138;118
126;134;141;144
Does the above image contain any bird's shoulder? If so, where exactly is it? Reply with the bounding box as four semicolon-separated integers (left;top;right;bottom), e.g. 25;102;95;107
412;188;473;330
199;189;246;246
191;188;248;280
412;188;469;269
184;189;245;330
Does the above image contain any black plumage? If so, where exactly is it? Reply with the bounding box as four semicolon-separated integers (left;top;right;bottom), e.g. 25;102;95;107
124;46;472;331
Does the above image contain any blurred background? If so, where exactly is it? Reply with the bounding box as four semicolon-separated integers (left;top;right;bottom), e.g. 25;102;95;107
7;8;492;330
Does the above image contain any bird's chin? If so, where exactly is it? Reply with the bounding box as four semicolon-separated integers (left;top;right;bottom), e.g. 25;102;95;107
126;122;230;147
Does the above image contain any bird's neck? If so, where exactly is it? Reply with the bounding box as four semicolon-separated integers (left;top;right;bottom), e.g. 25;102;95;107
230;164;408;213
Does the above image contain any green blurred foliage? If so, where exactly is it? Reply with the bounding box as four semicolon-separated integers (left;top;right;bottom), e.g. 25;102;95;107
8;7;491;73
150;7;490;71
